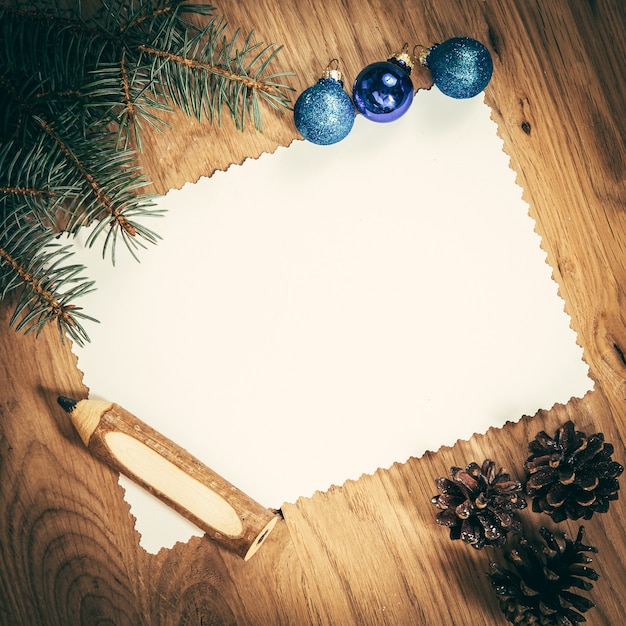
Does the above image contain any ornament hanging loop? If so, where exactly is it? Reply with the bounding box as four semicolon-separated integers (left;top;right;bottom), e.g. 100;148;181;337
391;42;414;71
412;44;431;67
393;42;410;56
322;58;342;82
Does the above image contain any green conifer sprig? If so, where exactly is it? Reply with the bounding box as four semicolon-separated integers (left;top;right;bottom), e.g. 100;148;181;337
0;0;295;344
0;213;97;345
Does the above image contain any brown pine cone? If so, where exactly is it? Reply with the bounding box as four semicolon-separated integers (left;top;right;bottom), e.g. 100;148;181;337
488;525;598;625
431;459;527;549
524;420;623;523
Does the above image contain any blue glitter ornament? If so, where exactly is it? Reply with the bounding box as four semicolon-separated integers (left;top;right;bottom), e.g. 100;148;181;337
423;36;493;99
294;66;355;145
352;50;414;122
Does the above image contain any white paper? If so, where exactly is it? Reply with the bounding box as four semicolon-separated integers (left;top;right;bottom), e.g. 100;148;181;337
67;89;592;553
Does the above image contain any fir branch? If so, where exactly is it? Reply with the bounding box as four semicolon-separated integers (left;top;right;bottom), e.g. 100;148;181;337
0;137;81;227
0;91;162;259
36;116;139;239
0;214;97;345
97;0;215;37
86;6;295;140
138;22;294;131
0;5;113;105
0;0;296;342
0;186;56;199
89;53;172;151
39;118;121;216
137;42;280;95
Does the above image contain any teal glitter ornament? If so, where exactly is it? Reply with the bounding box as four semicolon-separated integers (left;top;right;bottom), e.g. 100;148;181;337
422;36;493;99
294;62;355;145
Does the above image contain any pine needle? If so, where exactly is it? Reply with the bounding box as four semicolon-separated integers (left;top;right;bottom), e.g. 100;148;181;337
0;0;295;342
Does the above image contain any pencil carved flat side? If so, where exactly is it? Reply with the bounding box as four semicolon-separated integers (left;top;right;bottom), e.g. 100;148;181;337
57;396;279;560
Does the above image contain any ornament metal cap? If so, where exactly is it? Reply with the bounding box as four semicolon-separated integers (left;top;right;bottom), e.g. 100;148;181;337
390;51;414;70
322;67;343;82
413;44;432;67
389;44;414;72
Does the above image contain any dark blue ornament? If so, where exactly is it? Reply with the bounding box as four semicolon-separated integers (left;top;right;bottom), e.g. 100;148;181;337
352;52;414;122
294;69;355;145
424;37;493;99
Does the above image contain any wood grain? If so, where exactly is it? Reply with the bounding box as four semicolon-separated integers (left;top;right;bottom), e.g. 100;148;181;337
0;306;149;625
0;0;624;624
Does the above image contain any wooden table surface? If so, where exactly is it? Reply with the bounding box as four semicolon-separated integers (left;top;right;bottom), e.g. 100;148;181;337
1;1;625;624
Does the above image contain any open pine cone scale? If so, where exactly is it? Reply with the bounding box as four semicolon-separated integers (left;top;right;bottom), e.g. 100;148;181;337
488;526;598;625
431;459;527;549
524;421;623;522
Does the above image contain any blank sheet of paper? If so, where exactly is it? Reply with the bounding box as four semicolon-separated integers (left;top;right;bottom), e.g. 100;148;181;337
68;88;592;553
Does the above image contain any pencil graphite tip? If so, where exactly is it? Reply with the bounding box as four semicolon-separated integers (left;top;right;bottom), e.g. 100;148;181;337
57;396;78;413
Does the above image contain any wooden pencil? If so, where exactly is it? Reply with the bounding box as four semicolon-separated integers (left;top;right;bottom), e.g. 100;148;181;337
57;396;279;560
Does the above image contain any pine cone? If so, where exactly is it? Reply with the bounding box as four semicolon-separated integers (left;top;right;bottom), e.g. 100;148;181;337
524;421;623;523
488;525;598;625
431;459;527;549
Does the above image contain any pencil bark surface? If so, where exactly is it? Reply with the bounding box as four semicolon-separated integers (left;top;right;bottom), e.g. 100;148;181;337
69;400;278;560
